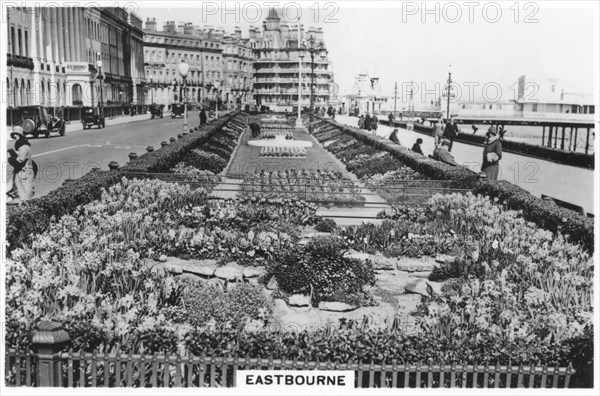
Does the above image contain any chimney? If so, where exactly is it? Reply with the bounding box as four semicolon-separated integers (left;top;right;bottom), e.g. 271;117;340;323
145;17;157;32
235;26;242;39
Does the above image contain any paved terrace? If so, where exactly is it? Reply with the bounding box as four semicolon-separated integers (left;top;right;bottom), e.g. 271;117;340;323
335;115;595;215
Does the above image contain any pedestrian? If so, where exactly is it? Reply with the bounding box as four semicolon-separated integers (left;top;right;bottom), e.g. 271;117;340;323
332;108;336;120
371;114;379;133
358;114;365;129
481;128;502;180
327;106;333;118
434;116;444;146
199;108;208;126
433;139;459;166
7;127;36;203
412;138;424;155
443;116;458;152
389;128;400;144
364;113;372;131
388;112;395;125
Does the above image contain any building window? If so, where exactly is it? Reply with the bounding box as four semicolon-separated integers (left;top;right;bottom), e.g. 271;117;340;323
532;103;538;112
24;30;28;57
10;26;15;55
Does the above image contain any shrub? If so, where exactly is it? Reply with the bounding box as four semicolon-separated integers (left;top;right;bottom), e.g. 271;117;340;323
269;236;376;306
182;149;227;173
315;218;337;232
182;280;272;330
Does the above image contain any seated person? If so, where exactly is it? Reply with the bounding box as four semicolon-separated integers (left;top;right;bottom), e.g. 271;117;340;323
411;138;423;155
389;128;400;144
433;139;459;166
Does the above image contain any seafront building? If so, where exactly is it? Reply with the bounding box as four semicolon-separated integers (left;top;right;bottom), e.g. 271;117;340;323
6;6;145;108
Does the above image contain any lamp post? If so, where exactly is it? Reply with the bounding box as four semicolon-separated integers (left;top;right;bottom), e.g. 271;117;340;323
149;78;154;104
97;59;104;117
299;36;327;133
178;61;189;134
445;64;452;121
295;24;304;129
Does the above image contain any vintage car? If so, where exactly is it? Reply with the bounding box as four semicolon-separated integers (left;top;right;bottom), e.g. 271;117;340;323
17;105;66;138
149;104;163;119
81;107;105;129
171;103;185;118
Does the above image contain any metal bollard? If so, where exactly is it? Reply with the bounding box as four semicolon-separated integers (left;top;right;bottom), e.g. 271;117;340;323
146;146;154;152
128;152;138;161
108;161;120;171
161;141;169;147
170;137;176;143
177;134;183;139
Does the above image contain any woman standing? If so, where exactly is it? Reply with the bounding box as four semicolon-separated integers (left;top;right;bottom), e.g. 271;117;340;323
481;128;502;180
7;127;35;202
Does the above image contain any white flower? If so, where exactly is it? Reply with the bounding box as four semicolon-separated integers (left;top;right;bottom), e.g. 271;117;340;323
492;240;499;250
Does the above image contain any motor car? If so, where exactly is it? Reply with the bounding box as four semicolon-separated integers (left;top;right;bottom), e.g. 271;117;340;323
171;103;185;118
16;105;65;138
149;104;164;119
81;107;105;129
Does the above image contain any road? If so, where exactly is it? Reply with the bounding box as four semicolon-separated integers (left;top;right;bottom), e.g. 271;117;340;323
336;115;595;215
5;111;203;198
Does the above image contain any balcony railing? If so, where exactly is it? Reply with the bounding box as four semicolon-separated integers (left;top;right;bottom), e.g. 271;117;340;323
7;54;34;70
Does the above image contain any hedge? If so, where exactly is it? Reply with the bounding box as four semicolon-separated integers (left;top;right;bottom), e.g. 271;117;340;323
6;112;241;250
318;118;480;189
316;117;594;253
121;112;239;173
381;120;594;169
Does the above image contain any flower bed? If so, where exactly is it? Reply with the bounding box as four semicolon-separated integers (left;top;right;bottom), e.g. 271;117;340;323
238;169;366;207
260;130;293;139
5;177;593;385
259;146;307;157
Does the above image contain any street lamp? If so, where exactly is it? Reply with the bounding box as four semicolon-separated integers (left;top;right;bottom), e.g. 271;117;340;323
178;61;190;134
299;36;327;133
96;59;104;117
445;64;452;120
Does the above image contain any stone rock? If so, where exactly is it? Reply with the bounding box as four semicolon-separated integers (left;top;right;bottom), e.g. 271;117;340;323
411;271;431;279
317;301;358;312
435;254;456;264
246;277;260;286
266;277;279;290
298;238;311;246
288;294;310;307
158;254;168;262
397;256;437;272
300;231;332;239
164;264;182;274
207;278;225;291
242;267;264;279
179;273;202;281
404;279;443;296
185;266;215;278
214;264;244;282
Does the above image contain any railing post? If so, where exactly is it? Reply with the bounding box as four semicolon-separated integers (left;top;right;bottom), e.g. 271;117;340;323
31;321;71;387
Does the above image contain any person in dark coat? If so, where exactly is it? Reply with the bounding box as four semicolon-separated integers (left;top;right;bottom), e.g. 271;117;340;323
199;108;208;126
249;122;261;138
434;139;459;166
443;116;458;152
482;128;502;180
389;128;400;144
358;115;365;129
364;113;372;131
412;138;423;155
371;114;379;133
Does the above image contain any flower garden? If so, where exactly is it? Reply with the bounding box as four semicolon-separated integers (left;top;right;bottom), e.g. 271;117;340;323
4;112;594;388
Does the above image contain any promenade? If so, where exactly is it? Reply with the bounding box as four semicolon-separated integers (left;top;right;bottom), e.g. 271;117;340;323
336;115;595;215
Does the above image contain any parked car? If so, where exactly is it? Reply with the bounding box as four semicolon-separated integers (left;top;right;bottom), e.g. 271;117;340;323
81;107;105;129
171;103;185;118
16;105;65;138
149;104;163;119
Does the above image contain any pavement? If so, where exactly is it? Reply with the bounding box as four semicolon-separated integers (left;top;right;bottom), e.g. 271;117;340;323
5;110;208;198
336;115;595;215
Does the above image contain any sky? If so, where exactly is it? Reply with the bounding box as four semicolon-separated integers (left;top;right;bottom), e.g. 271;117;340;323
136;1;598;105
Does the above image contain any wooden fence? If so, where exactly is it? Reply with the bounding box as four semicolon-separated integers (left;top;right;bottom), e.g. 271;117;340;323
6;348;574;388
